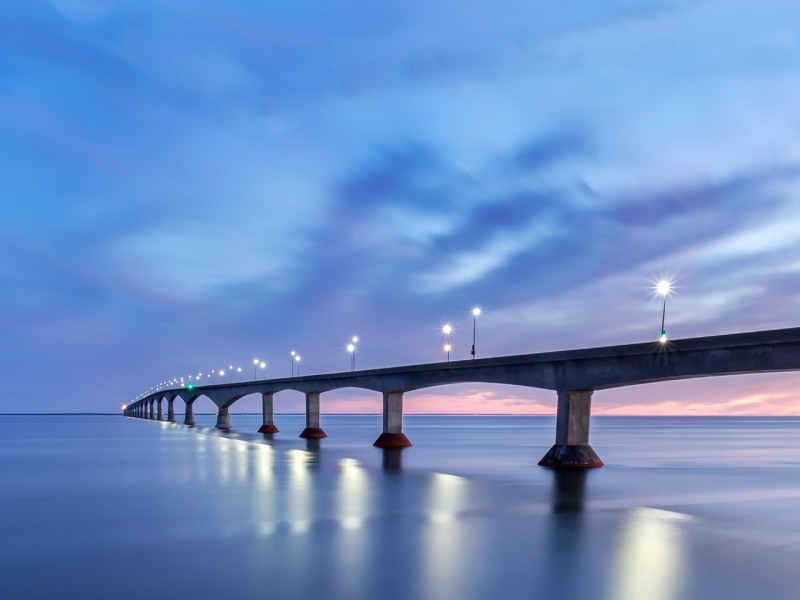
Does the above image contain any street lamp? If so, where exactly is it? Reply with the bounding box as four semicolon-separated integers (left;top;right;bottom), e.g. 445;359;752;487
442;324;453;362
348;336;358;371
237;367;242;382
657;280;671;343
260;362;266;379
295;355;301;376
219;370;225;382
471;307;481;359
291;351;296;377
229;366;233;383
211;370;216;384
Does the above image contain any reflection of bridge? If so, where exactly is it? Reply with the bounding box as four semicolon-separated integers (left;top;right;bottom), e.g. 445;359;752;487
124;328;800;467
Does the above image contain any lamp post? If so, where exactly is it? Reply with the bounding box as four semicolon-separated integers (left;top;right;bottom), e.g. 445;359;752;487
471;308;481;359
211;370;216;384
229;366;233;383
348;336;358;371
260;362;266;379
295;355;301;376
442;324;452;362
291;351;296;377
219;370;225;383
237;367;242;382
253;359;259;381
657;280;671;343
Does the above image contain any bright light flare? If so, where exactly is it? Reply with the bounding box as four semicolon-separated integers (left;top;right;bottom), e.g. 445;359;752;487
444;344;451;352
260;362;266;368
656;280;672;296
352;336;358;343
442;324;453;335
347;344;355;352
660;332;668;343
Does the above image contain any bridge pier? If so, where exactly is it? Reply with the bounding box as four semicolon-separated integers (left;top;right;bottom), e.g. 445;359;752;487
539;390;603;468
215;405;232;430
373;391;412;447
149;399;156;420
258;392;279;433
299;392;327;439
167;398;176;423
156;399;164;421
183;401;196;426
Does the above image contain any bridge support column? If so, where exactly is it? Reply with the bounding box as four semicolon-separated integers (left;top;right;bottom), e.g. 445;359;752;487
300;392;327;439
156;399;164;421
167;399;175;423
539;389;603;468
215;405;232;430
373;391;412;447
258;393;279;433
184;401;196;426
149;400;156;420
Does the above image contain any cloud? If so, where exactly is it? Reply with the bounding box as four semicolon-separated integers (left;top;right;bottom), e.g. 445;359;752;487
4;0;800;414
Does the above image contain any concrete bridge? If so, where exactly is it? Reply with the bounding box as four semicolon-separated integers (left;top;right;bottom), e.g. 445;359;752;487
123;327;800;467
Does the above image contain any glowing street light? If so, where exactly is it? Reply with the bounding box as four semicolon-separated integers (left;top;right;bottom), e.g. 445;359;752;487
471;307;481;359
656;280;672;343
291;351;296;377
237;367;242;382
295;355;301;376
442;324;453;362
229;366;233;383
253;359;259;381
260;362;266;379
348;336;358;371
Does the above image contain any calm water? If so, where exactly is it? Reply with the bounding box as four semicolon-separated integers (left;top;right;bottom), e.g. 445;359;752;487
2;414;800;599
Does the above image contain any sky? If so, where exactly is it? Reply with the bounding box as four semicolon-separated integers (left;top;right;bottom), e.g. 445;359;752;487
3;0;800;415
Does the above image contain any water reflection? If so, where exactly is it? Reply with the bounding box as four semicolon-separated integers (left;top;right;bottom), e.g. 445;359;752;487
336;458;370;596
551;469;588;514
288;449;314;534
424;473;468;598
540;469;589;599
382;448;403;470
609;508;690;600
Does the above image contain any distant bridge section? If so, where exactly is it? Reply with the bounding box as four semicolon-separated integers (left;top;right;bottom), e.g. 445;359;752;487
124;327;800;467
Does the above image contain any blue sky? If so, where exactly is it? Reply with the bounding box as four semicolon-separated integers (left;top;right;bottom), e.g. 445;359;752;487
3;0;800;414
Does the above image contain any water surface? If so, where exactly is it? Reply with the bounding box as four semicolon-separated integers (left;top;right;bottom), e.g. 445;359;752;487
2;414;800;599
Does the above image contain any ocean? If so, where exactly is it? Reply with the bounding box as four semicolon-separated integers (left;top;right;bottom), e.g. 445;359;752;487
2;414;800;599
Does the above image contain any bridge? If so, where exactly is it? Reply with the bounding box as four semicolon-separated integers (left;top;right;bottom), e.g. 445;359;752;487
123;327;800;467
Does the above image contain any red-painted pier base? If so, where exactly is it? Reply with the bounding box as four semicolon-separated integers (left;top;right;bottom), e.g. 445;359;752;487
299;427;328;439
373;432;412;448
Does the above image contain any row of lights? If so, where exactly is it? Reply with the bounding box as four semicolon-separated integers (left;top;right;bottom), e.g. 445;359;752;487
133;285;674;400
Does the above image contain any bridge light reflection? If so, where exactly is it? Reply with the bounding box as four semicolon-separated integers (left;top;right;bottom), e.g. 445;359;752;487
610;508;690;600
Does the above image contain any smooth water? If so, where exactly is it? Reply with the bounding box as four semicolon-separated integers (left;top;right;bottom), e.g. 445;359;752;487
2;414;800;599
